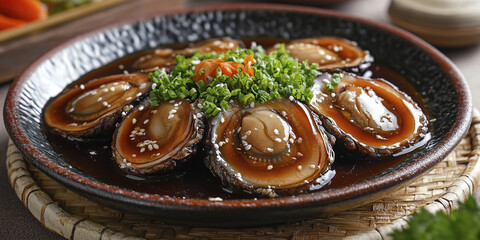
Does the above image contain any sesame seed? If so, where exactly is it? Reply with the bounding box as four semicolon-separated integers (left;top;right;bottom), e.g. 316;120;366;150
275;138;282;143
80;84;85;90
132;118;137;124
139;106;145;111
89;151;96;155
267;165;273;170
298;152;303;157
208;197;223;201
220;117;225;123
126;162;131;166
132;154;137;157
267;148;274;153
289;138;294;144
123;70;129;75
281;111;287;117
168;114;174;119
136;92;142;97
148;145;153;151
69;108;75;113
331;92;336;97
126;97;133;101
297;137;303;143
143;119;149;124
289;96;294;101
237;127;242;133
140;147;145;153
297;165;302;170
110;87;115;91
274;129;279;135
245;144;252;150
97;97;103;102
102;101;108;106
310;164;316;169
153;144;159;149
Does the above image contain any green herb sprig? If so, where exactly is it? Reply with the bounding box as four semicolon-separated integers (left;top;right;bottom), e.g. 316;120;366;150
324;72;344;92
391;195;480;240
149;44;319;117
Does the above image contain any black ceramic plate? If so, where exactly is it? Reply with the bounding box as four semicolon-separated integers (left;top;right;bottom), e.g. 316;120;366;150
4;4;472;226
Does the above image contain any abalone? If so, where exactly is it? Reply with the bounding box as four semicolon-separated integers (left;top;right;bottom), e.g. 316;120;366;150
309;72;429;157
206;98;335;197
112;98;204;174
268;37;371;71
43;73;151;138
132;37;242;71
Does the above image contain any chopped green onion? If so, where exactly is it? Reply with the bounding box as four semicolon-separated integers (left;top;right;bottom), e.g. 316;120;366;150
149;44;320;117
325;73;344;92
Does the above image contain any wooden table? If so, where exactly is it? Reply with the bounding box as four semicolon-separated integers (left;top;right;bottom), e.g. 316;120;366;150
1;0;479;239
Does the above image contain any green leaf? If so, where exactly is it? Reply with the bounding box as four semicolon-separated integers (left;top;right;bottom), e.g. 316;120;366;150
391;195;480;240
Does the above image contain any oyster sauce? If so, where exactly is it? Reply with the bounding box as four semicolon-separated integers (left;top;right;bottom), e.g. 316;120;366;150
43;39;428;199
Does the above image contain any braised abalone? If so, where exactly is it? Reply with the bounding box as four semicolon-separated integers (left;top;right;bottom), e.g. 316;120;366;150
310;72;429;157
132;37;242;71
43;73;151;138
268;37;371;71
112;98;204;174
206;98;335;197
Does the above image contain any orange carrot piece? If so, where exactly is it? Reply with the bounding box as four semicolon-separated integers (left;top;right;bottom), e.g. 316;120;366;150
0;13;27;30
0;0;48;21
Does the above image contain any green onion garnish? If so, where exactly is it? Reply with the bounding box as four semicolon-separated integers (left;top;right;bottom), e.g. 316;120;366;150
149;44;319;117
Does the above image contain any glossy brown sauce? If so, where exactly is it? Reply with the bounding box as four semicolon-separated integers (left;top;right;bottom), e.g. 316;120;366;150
43;39;428;199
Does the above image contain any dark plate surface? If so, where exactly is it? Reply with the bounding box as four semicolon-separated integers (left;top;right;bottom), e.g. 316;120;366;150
4;4;472;226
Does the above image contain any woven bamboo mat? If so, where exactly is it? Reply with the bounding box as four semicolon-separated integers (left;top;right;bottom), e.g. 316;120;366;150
6;110;480;240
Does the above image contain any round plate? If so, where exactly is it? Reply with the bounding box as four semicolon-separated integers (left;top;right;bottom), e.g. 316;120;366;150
4;4;472;226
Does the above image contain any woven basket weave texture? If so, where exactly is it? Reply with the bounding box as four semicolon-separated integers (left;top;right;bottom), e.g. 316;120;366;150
6;111;480;239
